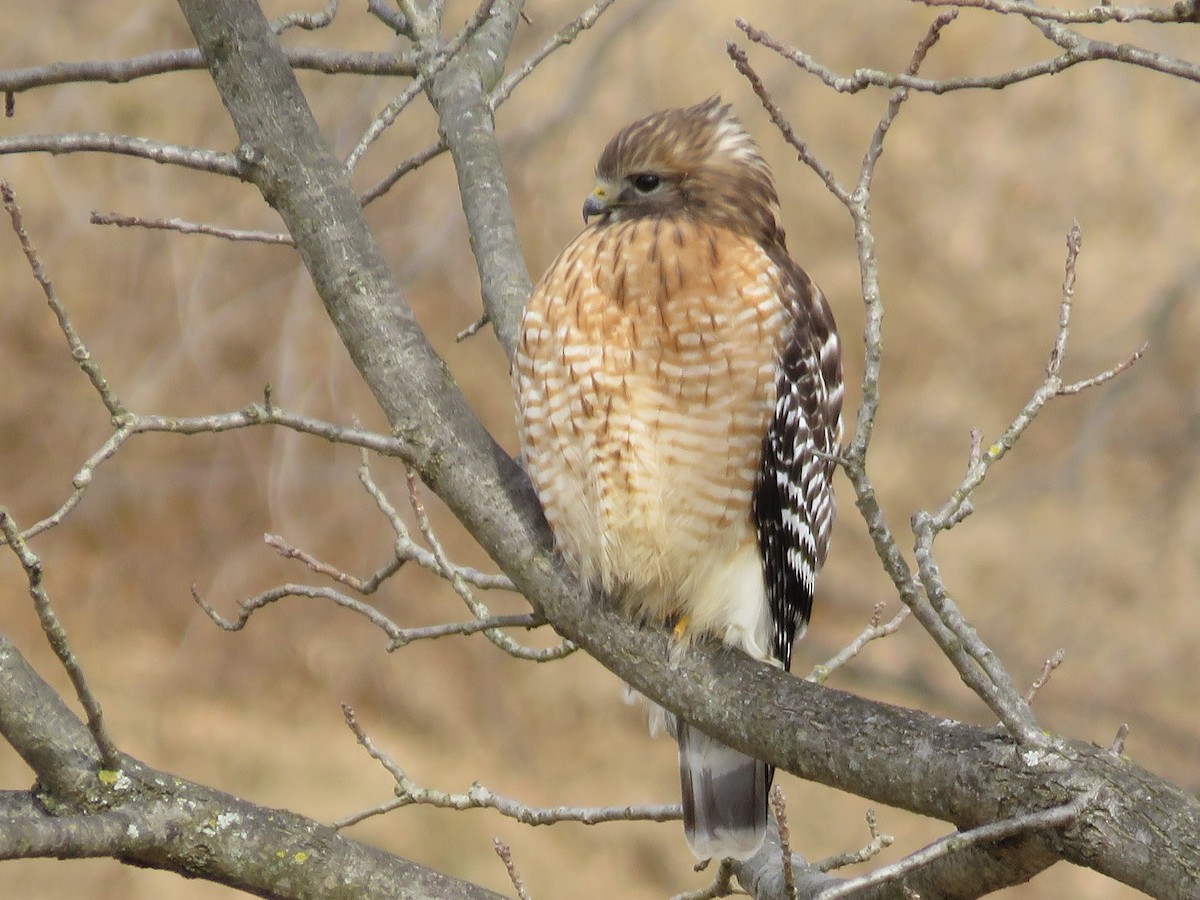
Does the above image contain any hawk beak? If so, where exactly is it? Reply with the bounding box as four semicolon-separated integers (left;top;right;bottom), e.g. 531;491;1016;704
583;187;608;223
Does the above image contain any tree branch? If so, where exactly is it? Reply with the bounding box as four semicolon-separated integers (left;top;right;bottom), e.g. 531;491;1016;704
0;46;418;94
424;0;531;357
0;133;240;176
162;2;1200;895
0;633;506;899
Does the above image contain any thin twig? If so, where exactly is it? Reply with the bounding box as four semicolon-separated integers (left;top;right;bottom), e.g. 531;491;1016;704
1025;648;1066;704
0;511;122;769
2;181;125;417
404;469;575;661
8;405;413;546
669;859;737;900
814;794;1092;898
806;603;910;685
919;0;1200;24
192;582;406;641
0;134;240;177
0;47;418;93
814;809;893;872
928;225;1147;533
3;426;133;545
493;839;534;900
264;532;401;592
358;140;446;207
1109;723;1131;755
490;0;621;107
193;577;539;651
389;614;545;649
272;0;339;34
727;40;849;205
356;452;516;591
336;706;679;829
345;0;498;173
456;313;491;342
771;787;797;900
90;211;292;245
861;11;959;196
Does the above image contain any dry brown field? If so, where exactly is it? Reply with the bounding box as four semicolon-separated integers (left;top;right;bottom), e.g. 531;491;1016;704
2;2;1197;897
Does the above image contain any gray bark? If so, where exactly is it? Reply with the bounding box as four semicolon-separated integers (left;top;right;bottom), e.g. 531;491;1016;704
1;0;1196;897
167;0;1200;897
0;634;503;900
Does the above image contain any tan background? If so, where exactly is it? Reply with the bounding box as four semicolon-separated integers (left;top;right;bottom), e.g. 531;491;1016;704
2;1;1197;897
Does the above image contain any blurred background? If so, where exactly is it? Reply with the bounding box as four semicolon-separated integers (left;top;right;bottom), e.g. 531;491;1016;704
1;1;1197;897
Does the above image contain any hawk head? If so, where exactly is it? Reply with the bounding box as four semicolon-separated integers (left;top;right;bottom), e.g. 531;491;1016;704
583;97;786;251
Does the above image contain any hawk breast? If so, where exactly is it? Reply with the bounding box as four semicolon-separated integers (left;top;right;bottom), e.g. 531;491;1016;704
515;217;792;627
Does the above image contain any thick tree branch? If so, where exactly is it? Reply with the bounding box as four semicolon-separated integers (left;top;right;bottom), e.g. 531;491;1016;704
164;1;1200;896
425;0;531;358
0;634;505;899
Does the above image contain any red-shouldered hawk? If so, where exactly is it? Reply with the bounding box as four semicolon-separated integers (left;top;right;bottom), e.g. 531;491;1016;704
514;98;842;861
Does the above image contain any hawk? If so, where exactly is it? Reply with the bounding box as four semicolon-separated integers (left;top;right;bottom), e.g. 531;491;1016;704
514;97;842;861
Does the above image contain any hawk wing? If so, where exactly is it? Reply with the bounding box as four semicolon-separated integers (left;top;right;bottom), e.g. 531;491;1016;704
754;263;842;671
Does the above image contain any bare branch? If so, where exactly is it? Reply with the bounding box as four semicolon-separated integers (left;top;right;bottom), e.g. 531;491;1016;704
1025;648;1066;705
0;511;120;768
192;582;407;641
920;0;1200;24
90;210;292;245
0;133;241;176
928;225;1147;534
338;705;680;828
425;0;537;356
490;0;621;108
3;181;125;417
493;839;534;900
345;0;499;172
264;532;401;592
1058;343;1147;395
744;2;1199;97
771;787;798;900
367;0;410;33
726;40;850;205
911;515;1044;744
0;47;419;94
670;860;737;900
358;139;447;206
272;0;340;34
1047;222;1083;378
0;638;506;898
388;613;545;649
456;313;491;342
357;452;516;591
859;11;959;192
404;469;574;660
10;405;413;545
1024;5;1200;83
1109;723;1131;755
814;793;1092;899
7;426;134;543
814;809;893;873
806;603;910;685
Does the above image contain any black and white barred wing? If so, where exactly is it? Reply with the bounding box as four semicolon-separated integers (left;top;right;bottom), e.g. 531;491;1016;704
753;275;842;671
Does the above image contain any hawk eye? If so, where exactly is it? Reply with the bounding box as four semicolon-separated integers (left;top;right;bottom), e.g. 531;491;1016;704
631;173;661;193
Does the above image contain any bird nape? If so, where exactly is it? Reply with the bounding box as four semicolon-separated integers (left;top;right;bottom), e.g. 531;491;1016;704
514;97;843;861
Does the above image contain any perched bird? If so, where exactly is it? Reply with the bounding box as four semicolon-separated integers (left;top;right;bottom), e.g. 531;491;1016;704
514;97;842;861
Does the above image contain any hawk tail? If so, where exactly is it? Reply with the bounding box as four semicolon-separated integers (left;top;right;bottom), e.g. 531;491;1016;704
677;720;768;861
